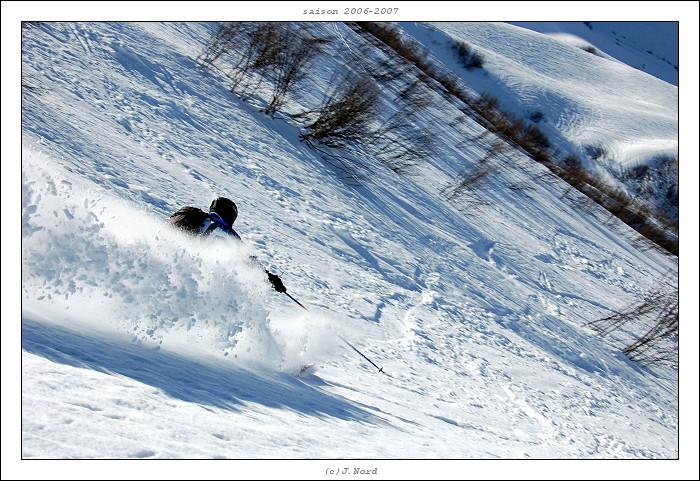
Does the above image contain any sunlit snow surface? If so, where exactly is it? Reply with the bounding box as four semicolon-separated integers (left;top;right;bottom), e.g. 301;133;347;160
13;15;692;478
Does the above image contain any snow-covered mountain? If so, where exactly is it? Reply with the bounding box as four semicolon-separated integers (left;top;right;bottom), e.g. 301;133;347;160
405;21;680;224
510;22;679;88
8;8;698;480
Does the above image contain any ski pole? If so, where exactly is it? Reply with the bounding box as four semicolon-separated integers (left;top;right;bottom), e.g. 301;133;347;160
340;336;384;374
285;296;385;374
285;291;307;310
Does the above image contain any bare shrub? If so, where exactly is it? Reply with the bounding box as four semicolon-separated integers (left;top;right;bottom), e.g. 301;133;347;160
556;153;679;256
202;22;291;100
199;23;330;117
263;29;329;116
587;275;678;369
559;154;590;189
396;79;433;115
529;110;545;123
585;144;607;160
197;22;284;97
355;21;430;71
197;22;249;70
367;111;436;174
298;68;381;149
291;67;383;180
364;79;436;174
451;40;484;70
442;139;505;204
228;22;288;98
520;124;550;151
509;180;537;196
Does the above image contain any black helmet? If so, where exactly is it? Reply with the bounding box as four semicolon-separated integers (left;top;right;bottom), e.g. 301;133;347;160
209;197;238;226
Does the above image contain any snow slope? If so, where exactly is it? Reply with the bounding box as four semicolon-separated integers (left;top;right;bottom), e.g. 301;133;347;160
7;10;697;481
402;20;680;221
420;21;678;165
509;22;679;88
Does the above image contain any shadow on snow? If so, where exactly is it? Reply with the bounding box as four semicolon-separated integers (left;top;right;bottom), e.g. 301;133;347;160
21;317;385;425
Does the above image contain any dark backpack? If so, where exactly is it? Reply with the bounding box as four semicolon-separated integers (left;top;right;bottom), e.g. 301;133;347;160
167;206;211;233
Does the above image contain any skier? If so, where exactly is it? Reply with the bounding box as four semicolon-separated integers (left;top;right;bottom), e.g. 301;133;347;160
168;197;287;293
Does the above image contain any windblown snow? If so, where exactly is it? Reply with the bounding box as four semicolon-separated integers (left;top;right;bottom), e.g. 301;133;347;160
8;11;697;480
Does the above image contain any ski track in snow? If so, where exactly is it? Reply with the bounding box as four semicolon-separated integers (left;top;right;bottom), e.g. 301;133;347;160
15;19;684;466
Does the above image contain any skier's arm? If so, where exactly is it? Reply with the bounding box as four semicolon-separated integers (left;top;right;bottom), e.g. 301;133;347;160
266;270;286;293
247;255;286;292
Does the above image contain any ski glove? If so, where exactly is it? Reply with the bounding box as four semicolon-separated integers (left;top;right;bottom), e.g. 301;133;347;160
267;271;287;293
